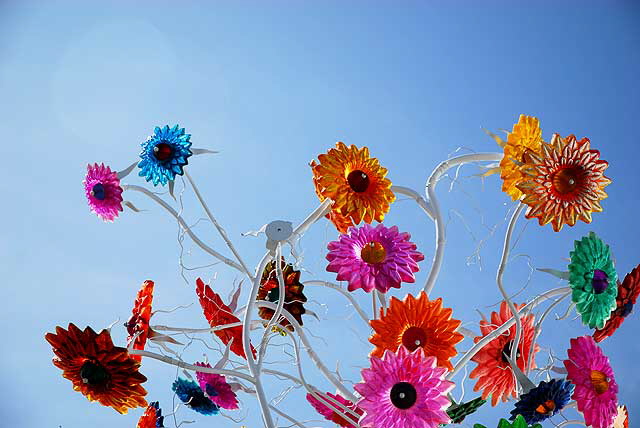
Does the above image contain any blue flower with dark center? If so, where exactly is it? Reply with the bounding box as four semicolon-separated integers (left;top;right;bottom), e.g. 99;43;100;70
172;378;219;415
138;125;192;186
510;379;573;424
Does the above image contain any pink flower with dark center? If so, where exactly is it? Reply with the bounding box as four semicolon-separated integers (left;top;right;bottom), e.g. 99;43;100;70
83;163;123;222
306;391;363;427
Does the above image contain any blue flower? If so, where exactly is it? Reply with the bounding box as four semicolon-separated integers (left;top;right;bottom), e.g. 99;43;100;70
510;379;573;424
171;378;219;415
138;125;192;186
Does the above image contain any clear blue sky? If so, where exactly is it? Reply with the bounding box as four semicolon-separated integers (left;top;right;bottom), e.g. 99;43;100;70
1;1;639;427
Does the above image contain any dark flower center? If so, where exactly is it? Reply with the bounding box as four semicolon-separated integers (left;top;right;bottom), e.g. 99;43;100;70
621;301;634;318
552;166;583;195
389;382;417;409
153;142;174;161
91;183;106;200
592;270;609;294
266;286;281;303
501;340;521;364
80;360;110;386
205;384;219;397
590;370;610;394
401;327;427;352
535;399;556;415
360;241;386;264
347;170;370;193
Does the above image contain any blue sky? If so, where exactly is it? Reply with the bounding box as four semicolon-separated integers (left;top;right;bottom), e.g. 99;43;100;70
1;1;639;427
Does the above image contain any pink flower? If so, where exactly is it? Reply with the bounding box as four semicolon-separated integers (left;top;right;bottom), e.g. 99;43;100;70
564;336;618;428
194;362;239;410
306;391;363;427
326;223;424;293
355;347;453;428
83;163;123;222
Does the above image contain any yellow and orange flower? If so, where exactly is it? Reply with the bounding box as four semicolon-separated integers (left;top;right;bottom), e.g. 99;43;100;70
126;280;155;362
45;323;148;414
369;292;464;371
310;142;395;233
499;115;544;201
469;301;540;406
517;134;611;232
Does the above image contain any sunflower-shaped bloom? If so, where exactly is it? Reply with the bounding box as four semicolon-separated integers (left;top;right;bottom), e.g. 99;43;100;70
509;379;573;425
126;280;155;362
257;259;307;331
499;114;544;201
355;347;454;428
137;401;165;428
470;301;540;406
306;391;364;427
83;163;124;222
172;378;219;415
138;125;192;186
473;415;542;428
194;362;239;410
564;336;618;428
612;405;629;428
594;265;640;342
446;397;487;424
310;142;395;233
196;278;256;360
568;232;618;329
327;223;424;293
517;134;611;232
44;323;148;414
369;292;463;370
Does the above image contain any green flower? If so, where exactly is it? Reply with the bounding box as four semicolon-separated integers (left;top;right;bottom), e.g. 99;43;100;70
473;414;542;428
446;397;486;424
568;232;618;329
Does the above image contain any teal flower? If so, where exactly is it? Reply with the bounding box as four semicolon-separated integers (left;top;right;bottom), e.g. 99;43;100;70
172;378;219;415
138;125;192;186
568;232;618;329
474;414;542;428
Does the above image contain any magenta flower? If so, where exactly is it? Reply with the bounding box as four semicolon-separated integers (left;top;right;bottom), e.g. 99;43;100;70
194;362;239;410
326;224;424;293
306;391;363;427
354;347;453;428
564;336;618;428
83;163;123;222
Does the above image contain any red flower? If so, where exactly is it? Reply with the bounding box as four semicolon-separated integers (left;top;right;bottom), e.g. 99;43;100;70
196;278;256;360
593;265;640;342
126;280;154;361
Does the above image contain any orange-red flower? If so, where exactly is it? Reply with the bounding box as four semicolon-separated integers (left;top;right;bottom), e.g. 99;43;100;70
257;259;307;331
126;280;154;361
369;292;463;371
310;142;395;233
137;401;164;427
45;323;148;414
470;301;540;406
593;265;640;342
517;134;611;232
196;278;256;360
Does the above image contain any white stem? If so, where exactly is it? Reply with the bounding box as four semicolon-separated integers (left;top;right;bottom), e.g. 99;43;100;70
391;185;434;219
123;184;244;273
555;421;586;427
268;405;310;428
423;152;504;294
303;280;369;325
151;322;243;333
257;243;286;372
527;291;571;373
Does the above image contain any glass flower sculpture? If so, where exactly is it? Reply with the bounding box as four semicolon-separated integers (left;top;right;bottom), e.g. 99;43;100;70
138;125;192;186
509;379;573;424
474;414;542;428
517;133;610;232
126;280;155;362
354;346;453;428
194;362;239;410
257;259;307;331
195;278;257;360
83;163;124;222
172;377;219;415
368;291;463;370
310;142;395;233
568;232;618;329
137;401;165;428
470;301;539;406
594;264;640;342
446;397;487;424
45;324;148;414
326;223;424;293
564;336;618;428
306;391;363;427
612;405;629;428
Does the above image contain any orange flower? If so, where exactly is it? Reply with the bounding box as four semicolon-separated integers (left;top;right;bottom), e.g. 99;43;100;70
45;323;148;414
126;280;154;361
369;292;464;371
470;301;540;406
137;401;164;428
196;278;256;360
499;115;544;201
310;142;395;233
517;134;611;232
257;259;307;332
